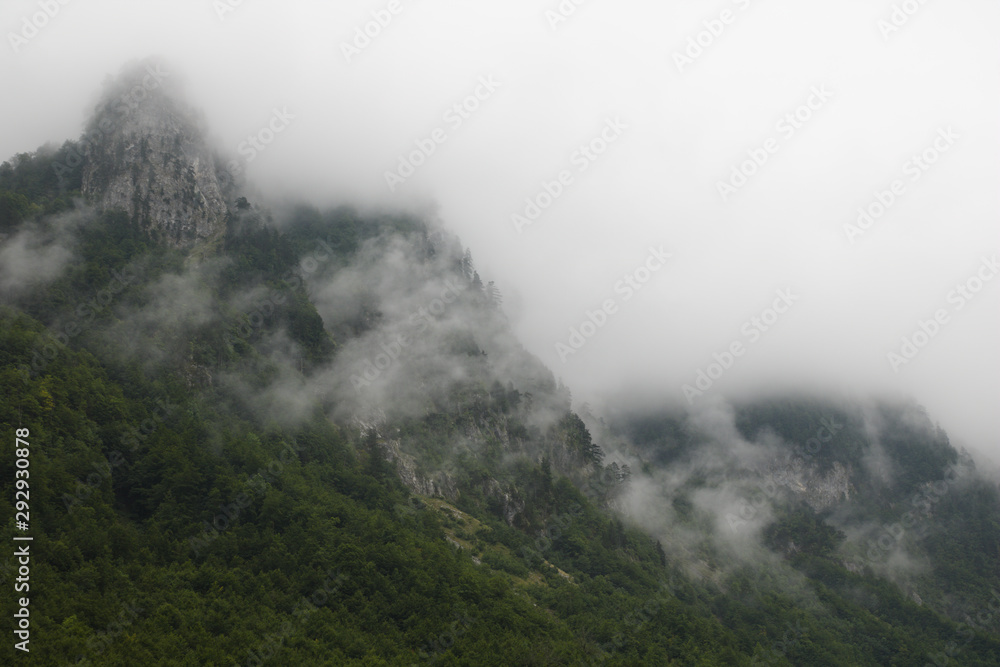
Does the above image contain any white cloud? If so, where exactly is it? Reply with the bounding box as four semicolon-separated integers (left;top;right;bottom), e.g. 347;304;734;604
1;0;997;450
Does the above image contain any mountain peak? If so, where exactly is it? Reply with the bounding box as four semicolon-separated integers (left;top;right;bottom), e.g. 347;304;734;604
80;58;230;247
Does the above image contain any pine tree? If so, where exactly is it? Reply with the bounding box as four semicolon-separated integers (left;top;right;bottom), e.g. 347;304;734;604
485;281;502;308
363;428;390;480
541;455;553;495
461;249;474;281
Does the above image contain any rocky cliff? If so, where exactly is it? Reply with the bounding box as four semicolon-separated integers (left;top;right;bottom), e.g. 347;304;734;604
80;59;230;246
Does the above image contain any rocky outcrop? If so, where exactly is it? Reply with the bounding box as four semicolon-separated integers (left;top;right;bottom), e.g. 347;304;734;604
353;409;526;524
480;478;525;526
762;457;853;511
80;59;229;247
353;411;462;501
383;438;460;500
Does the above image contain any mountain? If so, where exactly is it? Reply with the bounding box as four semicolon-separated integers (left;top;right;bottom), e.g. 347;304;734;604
78;58;230;247
1;62;999;666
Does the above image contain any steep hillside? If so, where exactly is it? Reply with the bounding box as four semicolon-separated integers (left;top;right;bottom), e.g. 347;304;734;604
1;66;999;666
77;59;231;247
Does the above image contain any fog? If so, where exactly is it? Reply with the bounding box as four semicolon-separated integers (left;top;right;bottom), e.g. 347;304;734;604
2;0;997;453
0;207;84;294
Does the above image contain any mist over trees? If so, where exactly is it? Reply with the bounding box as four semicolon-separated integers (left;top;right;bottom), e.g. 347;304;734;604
1;59;998;666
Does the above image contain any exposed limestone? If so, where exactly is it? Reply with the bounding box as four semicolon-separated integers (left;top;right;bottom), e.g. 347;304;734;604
80;59;230;247
762;457;853;511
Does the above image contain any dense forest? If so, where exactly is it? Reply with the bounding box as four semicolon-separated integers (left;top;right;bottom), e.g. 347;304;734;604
2;137;1000;666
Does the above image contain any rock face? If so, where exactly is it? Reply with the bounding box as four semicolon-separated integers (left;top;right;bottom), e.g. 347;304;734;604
81;60;229;247
762;457;853;511
353;410;525;524
383;437;460;501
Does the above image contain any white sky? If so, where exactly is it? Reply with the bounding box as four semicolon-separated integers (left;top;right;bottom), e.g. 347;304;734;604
1;0;997;453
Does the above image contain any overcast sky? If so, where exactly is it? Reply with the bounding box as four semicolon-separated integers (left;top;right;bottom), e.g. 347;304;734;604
2;0;997;454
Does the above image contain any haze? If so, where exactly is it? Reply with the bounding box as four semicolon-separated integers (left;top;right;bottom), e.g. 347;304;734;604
2;0;997;455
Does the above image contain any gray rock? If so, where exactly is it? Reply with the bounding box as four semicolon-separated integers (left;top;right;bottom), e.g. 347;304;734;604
80;59;230;247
